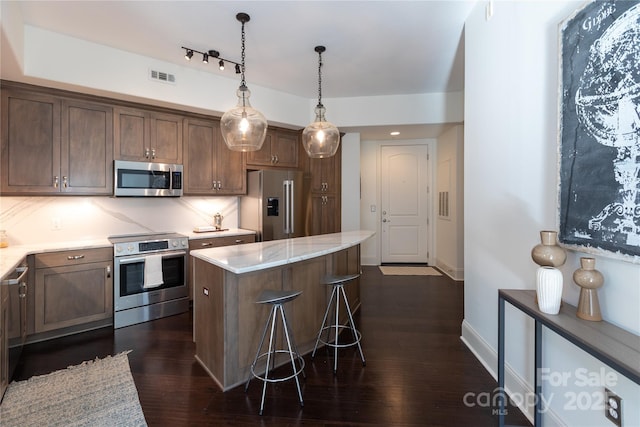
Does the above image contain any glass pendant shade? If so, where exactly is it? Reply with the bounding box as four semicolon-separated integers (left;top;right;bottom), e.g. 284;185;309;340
221;85;267;152
302;105;340;158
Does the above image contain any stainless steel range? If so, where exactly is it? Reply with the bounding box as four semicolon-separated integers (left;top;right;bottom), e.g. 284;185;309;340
109;232;189;329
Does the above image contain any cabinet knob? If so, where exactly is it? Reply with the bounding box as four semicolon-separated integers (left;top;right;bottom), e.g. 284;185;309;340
53;176;59;188
62;176;68;188
106;265;111;278
145;148;150;158
151;148;156;159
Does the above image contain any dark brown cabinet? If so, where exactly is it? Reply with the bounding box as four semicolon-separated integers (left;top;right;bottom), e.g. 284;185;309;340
183;118;245;195
33;248;113;335
114;107;182;164
246;128;299;169
1;86;113;195
304;143;342;235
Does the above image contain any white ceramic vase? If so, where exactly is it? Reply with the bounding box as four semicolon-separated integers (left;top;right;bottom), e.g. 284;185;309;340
536;266;563;314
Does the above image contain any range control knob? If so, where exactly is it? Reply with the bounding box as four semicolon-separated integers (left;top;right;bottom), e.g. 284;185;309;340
116;246;123;253
172;240;178;247
127;244;134;252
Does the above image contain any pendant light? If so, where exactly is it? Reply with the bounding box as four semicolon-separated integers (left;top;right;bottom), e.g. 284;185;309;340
221;13;267;152
302;46;340;158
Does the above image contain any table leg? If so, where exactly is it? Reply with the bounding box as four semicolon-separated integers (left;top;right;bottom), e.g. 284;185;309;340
498;295;505;427
535;320;542;426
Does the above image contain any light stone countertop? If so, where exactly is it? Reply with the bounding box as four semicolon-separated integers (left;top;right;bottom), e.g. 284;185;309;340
190;230;375;274
0;229;256;281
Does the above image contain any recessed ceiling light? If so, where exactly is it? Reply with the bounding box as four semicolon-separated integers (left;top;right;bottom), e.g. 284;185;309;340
390;131;400;136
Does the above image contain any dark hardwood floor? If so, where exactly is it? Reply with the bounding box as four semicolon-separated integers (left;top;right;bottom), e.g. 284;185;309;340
12;266;531;426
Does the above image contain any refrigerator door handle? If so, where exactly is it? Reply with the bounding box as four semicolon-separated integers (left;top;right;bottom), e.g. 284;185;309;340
289;179;295;235
283;179;295;235
283;180;291;234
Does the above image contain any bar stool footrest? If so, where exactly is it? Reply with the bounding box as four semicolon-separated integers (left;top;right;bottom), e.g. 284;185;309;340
250;350;306;383
317;325;362;349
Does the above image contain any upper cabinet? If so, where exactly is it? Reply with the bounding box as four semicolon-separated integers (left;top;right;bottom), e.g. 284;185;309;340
114;107;182;164
1;85;113;195
183;117;245;195
246;128;299;169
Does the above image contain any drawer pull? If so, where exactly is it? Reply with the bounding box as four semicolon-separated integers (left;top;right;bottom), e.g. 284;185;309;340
67;255;85;260
235;239;244;244
201;242;213;247
106;265;111;278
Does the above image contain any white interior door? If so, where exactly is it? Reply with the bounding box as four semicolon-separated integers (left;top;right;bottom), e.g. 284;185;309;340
380;145;430;263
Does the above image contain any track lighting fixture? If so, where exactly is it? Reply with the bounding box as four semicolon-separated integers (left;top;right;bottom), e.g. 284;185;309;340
181;47;242;73
220;12;267;152
302;46;340;158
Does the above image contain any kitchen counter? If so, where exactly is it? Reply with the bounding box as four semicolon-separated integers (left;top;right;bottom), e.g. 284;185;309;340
0;228;256;280
190;230;374;274
191;230;373;391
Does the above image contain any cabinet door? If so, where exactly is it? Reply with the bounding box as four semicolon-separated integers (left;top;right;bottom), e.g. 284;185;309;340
309;143;341;194
309;195;340;236
34;261;113;333
114;108;147;161
0;285;8;399
183;118;217;194
61;100;113;194
150;112;182;163
216;141;245;195
272;129;299;168
1;89;61;193
245;130;274;167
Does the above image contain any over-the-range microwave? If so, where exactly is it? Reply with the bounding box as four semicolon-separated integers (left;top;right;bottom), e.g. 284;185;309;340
114;160;183;197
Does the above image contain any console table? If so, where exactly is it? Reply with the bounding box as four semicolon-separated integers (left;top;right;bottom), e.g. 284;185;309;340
498;289;640;427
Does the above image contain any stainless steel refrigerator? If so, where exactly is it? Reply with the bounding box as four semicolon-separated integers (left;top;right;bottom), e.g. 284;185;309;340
240;170;309;241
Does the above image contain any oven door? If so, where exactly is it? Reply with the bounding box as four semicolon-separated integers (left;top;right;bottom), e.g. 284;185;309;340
114;250;187;311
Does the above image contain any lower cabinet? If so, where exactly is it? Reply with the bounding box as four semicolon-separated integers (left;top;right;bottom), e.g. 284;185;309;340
0;284;8;400
32;247;113;336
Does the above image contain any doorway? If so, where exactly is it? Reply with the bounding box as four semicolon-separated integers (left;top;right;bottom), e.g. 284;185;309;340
380;144;431;264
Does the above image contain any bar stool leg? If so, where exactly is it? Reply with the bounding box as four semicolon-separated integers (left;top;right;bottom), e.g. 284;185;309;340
279;305;304;407
245;305;275;393
333;286;340;374
339;285;366;366
312;286;338;358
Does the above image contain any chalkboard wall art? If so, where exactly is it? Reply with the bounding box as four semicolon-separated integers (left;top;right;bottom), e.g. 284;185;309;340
558;0;640;263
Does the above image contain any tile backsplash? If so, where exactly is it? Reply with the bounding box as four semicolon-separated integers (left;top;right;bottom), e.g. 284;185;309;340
0;196;239;245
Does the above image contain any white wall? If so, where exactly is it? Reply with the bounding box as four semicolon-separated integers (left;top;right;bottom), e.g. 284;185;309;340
463;2;640;426
436;125;464;280
341;133;361;232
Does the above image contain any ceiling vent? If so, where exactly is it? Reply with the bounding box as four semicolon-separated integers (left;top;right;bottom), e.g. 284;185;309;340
149;69;176;84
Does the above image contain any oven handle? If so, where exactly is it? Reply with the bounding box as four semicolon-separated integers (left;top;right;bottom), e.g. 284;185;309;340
116;250;187;265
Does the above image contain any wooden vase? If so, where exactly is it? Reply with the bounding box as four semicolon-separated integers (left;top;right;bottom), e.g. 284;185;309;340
573;257;604;321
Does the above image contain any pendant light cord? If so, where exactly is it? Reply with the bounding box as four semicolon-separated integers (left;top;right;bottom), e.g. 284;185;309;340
240;20;246;88
317;49;323;108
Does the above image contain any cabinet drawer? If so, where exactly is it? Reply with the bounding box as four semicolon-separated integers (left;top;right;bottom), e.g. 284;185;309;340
189;234;255;250
35;247;112;268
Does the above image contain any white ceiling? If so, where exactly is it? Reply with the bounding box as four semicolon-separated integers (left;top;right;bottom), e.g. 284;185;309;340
10;0;476;140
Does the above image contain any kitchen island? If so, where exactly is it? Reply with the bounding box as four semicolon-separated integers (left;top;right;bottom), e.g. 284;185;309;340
190;230;374;391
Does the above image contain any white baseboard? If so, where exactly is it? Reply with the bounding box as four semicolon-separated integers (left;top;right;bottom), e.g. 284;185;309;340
435;258;464;281
460;320;566;426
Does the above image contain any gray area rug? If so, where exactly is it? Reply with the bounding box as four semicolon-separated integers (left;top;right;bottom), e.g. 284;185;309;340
0;351;147;427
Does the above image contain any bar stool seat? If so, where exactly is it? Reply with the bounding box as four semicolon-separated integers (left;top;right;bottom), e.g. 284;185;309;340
312;273;365;374
245;289;305;415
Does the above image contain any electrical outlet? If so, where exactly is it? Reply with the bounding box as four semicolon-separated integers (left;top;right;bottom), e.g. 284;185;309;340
51;217;62;230
605;388;622;427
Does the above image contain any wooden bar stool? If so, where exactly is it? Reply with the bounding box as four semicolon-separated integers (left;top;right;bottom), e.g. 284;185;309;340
312;273;365;374
245;289;305;415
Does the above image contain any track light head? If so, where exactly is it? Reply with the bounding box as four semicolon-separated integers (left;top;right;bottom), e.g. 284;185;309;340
208;50;220;58
202;53;208;63
235;64;241;74
219;60;225;70
185;49;193;60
